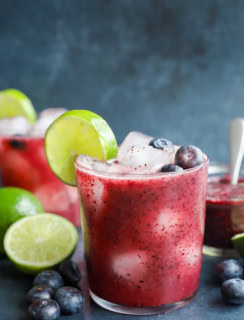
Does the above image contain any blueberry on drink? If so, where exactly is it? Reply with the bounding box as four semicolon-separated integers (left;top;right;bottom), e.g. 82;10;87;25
58;260;81;286
9;139;26;150
28;299;60;320
34;271;64;293
215;259;243;283
160;164;183;172
54;286;84;315
149;138;174;150
175;145;204;169
26;285;53;303
221;278;244;305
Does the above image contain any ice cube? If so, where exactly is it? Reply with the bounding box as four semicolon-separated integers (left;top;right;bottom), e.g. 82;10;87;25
154;209;182;235
174;242;202;267
112;251;148;282
118;131;153;159
38;108;68;119
76;155;132;175
75;154;111;172
120;145;175;173
106;159;131;174
29;108;67;137
34;183;71;212
0;116;31;136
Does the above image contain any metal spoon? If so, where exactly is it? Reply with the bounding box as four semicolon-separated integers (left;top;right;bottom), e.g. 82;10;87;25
229;118;244;185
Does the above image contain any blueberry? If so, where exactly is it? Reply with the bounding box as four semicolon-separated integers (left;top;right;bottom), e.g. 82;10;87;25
55;286;84;315
26;285;53;303
149;138;174;150
9;139;26;150
160;164;184;173
58;260;81;286
221;278;244;305
34;271;64;293
175;145;204;169
28;299;60;320
215;259;243;283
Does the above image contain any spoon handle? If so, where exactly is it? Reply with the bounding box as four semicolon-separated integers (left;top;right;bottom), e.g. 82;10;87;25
229;118;244;185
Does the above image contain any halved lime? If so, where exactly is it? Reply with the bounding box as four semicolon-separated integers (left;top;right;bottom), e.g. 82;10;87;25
45;110;118;186
4;213;78;274
0;88;36;123
231;233;244;258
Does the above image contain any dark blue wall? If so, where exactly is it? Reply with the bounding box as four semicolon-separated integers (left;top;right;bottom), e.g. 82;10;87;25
0;0;243;162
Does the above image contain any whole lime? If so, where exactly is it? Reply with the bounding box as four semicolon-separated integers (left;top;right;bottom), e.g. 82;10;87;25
0;187;43;254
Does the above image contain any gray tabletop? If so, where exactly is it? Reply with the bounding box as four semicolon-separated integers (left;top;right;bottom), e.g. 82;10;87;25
0;231;243;320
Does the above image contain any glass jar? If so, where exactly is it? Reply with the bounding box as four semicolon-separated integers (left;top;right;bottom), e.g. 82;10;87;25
203;162;244;257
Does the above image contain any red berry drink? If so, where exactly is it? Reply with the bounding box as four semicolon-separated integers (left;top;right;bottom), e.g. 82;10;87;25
0;136;80;226
75;133;208;314
204;163;244;256
0;109;80;226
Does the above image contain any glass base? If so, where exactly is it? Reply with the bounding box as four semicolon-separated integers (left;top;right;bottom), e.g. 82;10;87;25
90;290;197;315
203;245;239;258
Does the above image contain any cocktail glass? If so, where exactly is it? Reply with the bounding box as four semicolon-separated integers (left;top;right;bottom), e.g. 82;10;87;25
75;155;208;315
0;136;80;226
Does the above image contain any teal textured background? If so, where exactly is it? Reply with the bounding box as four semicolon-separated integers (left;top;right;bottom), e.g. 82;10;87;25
0;0;244;162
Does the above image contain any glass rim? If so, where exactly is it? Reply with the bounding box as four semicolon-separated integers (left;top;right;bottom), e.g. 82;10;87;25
207;161;244;203
0;135;44;140
74;154;209;180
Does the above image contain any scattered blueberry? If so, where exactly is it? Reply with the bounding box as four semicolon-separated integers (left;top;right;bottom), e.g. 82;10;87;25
175;145;204;169
28;299;60;320
34;271;64;293
215;259;243;283
9;139;26;150
149;138;174;150
58;260;81;286
55;286;84;315
26;285;53;303
160;164;184;173
221;278;244;305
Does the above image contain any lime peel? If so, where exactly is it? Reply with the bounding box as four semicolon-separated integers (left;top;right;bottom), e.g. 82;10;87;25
231;233;244;258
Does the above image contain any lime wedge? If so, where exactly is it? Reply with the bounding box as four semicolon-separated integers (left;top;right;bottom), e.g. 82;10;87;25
231;233;244;258
0;88;36;123
4;213;78;274
45;109;118;186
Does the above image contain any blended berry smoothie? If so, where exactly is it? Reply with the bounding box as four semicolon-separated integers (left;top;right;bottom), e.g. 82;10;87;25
75;135;208;311
204;168;244;252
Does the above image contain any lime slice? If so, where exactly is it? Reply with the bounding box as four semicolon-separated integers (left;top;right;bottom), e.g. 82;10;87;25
45;110;118;186
4;213;78;274
231;233;244;258
0;88;36;123
0;187;44;254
